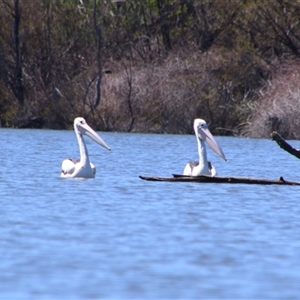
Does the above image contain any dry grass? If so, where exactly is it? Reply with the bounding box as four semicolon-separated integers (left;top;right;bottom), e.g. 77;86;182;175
0;44;268;135
99;52;203;133
241;61;300;139
95;47;262;135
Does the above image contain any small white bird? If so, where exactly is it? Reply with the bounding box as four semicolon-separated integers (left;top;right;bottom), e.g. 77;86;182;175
61;117;110;178
183;119;226;176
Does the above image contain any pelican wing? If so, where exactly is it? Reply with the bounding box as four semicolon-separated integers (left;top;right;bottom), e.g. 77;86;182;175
183;161;198;175
61;158;78;176
90;162;96;176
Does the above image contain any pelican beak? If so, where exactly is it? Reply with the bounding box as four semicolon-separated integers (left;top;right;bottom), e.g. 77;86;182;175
198;127;226;161
79;123;111;151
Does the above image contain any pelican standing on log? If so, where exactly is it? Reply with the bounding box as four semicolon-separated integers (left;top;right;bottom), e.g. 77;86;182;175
61;117;111;178
183;119;226;176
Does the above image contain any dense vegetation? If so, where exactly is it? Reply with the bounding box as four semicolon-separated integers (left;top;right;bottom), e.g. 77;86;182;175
1;0;300;138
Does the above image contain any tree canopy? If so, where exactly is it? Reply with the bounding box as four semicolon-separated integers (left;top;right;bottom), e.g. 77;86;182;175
1;0;300;137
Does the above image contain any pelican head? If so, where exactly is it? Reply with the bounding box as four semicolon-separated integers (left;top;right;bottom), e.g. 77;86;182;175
74;117;111;151
194;118;226;161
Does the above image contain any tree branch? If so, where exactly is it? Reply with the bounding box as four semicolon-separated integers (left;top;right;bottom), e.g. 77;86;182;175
270;131;300;159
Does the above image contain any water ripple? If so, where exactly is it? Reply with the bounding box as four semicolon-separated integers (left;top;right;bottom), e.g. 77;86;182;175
0;129;300;299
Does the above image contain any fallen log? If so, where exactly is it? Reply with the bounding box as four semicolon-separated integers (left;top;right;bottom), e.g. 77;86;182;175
139;174;300;185
270;131;300;159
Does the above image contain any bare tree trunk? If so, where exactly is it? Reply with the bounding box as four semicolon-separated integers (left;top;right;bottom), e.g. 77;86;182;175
271;131;300;159
157;0;172;51
123;61;134;132
93;0;102;110
13;0;24;105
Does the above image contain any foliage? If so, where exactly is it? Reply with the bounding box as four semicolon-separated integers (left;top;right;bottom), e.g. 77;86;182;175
0;0;300;136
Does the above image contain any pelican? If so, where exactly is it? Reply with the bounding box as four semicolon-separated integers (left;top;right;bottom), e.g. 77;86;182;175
183;118;226;176
61;117;111;178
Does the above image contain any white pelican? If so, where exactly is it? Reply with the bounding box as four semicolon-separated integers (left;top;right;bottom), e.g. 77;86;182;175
61;117;111;178
183;118;226;176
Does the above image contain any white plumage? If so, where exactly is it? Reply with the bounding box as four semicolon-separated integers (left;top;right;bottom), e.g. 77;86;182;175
183;119;226;176
61;117;110;178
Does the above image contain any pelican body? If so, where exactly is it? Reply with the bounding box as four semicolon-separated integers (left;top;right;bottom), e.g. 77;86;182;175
61;117;110;178
183;119;226;176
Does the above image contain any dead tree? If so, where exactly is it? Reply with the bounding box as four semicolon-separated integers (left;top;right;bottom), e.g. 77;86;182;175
270;131;300;159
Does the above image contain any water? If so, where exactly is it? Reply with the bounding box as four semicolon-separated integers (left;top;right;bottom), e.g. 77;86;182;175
1;128;300;299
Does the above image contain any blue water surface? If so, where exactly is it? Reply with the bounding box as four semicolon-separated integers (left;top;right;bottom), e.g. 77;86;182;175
0;128;300;299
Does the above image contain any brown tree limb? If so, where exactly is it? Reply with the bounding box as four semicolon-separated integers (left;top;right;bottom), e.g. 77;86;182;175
139;174;300;185
270;131;300;159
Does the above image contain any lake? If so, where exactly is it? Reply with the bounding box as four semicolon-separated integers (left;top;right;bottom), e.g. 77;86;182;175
1;128;300;299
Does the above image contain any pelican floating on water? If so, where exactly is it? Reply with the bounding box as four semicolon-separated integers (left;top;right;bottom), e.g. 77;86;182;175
61;117;111;178
183;119;226;176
